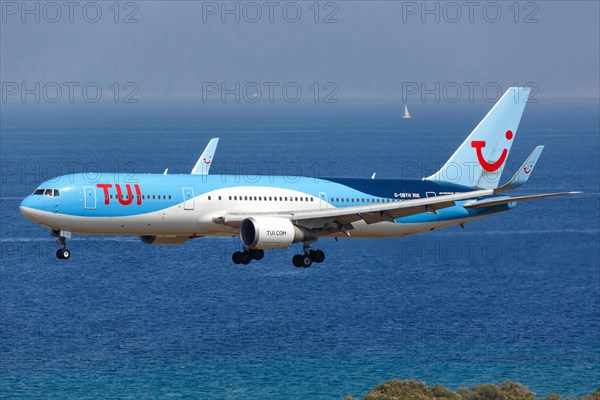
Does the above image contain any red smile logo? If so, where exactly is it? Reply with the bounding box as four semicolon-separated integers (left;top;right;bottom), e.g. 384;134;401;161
471;130;513;172
523;165;532;174
203;156;212;165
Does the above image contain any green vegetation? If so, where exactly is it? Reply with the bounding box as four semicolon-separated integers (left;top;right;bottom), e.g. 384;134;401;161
342;380;600;400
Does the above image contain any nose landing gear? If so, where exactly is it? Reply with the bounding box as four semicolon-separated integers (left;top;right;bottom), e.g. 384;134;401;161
52;229;71;260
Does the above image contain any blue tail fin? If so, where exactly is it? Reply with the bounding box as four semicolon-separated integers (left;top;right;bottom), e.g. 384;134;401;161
426;87;530;189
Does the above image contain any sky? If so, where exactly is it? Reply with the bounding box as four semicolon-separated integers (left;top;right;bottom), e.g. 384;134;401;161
1;0;599;104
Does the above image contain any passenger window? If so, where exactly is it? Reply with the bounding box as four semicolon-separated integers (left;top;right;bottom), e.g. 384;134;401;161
208;196;211;200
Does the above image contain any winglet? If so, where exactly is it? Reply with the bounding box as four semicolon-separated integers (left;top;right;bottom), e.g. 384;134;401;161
495;145;544;193
191;138;219;175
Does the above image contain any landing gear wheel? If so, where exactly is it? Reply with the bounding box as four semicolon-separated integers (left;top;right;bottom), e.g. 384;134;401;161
56;248;70;260
311;249;325;263
241;252;252;265
301;255;312;268
252;249;264;261
53;231;71;260
292;254;304;267
232;251;243;264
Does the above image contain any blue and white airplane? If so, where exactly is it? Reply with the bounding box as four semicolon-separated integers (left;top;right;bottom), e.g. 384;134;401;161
20;87;578;267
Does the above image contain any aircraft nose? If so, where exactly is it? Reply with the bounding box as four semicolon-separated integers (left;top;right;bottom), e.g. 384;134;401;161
19;196;39;221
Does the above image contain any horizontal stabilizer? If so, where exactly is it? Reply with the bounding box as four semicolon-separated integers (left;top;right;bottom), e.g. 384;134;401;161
464;192;580;209
496;145;544;193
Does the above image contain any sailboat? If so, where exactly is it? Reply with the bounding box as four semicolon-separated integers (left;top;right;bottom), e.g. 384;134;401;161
402;104;412;119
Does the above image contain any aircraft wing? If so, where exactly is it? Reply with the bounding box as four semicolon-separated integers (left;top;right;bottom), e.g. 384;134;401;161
191;138;219;175
217;188;495;230
463;192;579;209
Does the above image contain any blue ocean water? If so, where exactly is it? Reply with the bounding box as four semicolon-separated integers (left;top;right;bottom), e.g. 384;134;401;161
1;100;599;399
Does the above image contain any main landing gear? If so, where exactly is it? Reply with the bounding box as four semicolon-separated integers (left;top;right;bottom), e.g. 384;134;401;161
52;229;71;260
232;248;264;265
292;245;325;268
231;245;326;268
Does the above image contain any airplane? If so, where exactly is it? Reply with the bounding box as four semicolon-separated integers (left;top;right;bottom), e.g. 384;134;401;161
19;87;579;267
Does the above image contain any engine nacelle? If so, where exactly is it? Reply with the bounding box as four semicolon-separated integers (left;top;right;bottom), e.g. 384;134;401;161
240;217;316;249
139;235;189;245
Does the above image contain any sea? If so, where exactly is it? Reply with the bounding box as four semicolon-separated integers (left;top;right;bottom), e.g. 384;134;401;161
1;99;599;399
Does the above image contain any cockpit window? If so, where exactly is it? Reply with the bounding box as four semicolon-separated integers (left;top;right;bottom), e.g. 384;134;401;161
32;188;61;197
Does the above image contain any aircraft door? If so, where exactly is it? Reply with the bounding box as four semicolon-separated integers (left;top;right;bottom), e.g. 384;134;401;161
319;192;328;209
182;187;195;210
84;186;96;210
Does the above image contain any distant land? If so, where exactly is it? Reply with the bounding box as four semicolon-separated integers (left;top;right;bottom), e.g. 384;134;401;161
343;380;600;400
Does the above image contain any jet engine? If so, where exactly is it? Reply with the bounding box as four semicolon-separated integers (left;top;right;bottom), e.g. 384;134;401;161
240;217;316;249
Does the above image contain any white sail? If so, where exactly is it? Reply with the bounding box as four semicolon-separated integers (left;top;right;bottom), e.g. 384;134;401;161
402;104;412;119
